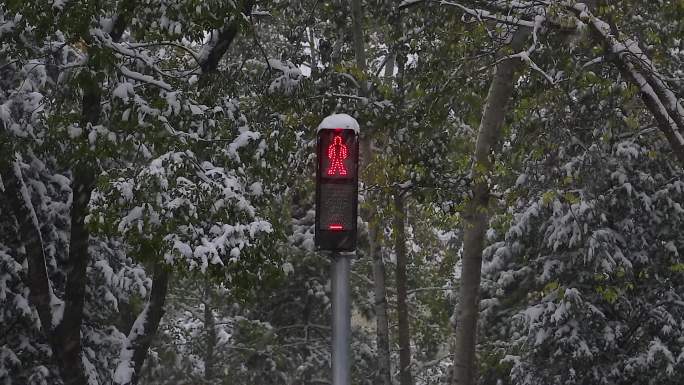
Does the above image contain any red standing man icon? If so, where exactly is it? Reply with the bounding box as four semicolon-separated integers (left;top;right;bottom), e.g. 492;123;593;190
326;134;348;176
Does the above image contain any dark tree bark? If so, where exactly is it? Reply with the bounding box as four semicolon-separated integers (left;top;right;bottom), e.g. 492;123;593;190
55;77;101;385
203;278;217;383
368;207;392;385
110;0;136;42
393;192;413;385
359;137;392;385
59;169;96;385
372;51;396;385
350;0;367;91
129;262;170;385
198;0;255;85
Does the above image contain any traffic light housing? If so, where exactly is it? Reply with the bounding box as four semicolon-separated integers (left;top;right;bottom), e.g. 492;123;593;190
315;115;359;251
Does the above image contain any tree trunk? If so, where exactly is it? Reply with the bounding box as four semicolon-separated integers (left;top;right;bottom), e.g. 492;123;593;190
371;221;392;385
394;192;413;385
350;0;367;92
47;6;133;381
0;158;54;339
4;154;93;385
128;262;170;385
308;27;318;80
6;1;255;383
55;68;101;385
59;165;96;385
351;1;392;383
360;140;392;385
204;279;217;383
198;0;255;85
451;30;528;385
2;79;101;385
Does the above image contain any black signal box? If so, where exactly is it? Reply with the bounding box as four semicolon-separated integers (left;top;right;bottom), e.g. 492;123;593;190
315;127;359;251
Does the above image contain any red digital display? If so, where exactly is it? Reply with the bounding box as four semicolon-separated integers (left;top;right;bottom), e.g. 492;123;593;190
328;224;344;231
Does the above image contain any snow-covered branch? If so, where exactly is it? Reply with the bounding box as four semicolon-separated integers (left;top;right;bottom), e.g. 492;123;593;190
434;0;684;143
117;65;173;91
568;3;684;164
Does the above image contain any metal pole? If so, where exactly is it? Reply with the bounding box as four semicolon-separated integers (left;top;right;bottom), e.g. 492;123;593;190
331;252;351;385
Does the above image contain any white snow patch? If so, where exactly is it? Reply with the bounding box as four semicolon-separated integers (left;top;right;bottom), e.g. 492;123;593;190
249;182;263;196
317;113;360;133
217;328;231;345
282;262;294;275
112;82;134;103
268;59;303;94
515;173;527;186
118;206;144;233
50;292;65;327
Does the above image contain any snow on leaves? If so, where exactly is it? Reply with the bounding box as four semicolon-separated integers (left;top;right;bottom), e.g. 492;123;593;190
1;0;283;383
268;59;304;95
90;148;273;273
482;132;684;384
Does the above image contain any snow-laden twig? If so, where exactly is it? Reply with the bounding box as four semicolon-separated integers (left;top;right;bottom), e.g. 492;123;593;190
12;159;40;233
582;56;604;68
124;41;201;65
398;0;424;8
117;66;172;91
94;29;195;81
492;0;549;11
441;1;558;84
440;0;535;28
334;72;361;89
479;49;557;84
328;92;368;101
531;14;545;48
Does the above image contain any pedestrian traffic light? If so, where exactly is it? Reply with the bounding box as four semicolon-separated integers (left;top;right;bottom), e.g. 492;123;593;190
315;114;359;251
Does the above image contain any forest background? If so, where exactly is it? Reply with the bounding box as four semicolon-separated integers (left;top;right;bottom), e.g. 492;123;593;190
1;0;684;384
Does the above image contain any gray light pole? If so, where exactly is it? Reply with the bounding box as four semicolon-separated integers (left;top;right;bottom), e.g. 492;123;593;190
331;252;351;385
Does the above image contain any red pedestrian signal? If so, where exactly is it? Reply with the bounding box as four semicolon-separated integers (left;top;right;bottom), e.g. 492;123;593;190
327;135;349;176
315;114;359;251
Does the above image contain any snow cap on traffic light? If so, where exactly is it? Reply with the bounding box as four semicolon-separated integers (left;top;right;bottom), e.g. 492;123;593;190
316;113;360;133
